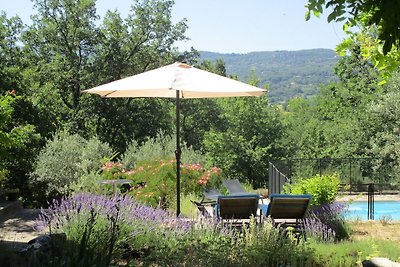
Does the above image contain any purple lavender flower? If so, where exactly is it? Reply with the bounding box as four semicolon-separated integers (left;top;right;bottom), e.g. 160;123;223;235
35;193;219;236
304;202;349;241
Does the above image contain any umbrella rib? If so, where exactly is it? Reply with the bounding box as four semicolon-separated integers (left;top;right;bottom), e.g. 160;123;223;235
104;90;117;97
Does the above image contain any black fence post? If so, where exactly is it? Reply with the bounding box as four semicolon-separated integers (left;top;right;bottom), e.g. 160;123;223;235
349;159;352;195
367;183;374;220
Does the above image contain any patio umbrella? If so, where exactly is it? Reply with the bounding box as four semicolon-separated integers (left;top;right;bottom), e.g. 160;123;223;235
83;62;266;216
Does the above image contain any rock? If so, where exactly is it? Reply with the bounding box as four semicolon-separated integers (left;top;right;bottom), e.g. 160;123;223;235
25;233;66;251
363;257;400;267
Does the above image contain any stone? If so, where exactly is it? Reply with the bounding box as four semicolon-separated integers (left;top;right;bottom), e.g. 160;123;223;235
363;257;400;267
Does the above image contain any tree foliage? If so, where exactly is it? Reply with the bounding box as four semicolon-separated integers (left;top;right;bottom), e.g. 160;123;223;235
204;96;284;187
0;0;195;203
22;0;189;152
306;0;400;84
366;73;400;181
305;0;400;54
4;0;400;204
200;49;338;104
0;94;45;197
282;46;381;160
0;13;24;94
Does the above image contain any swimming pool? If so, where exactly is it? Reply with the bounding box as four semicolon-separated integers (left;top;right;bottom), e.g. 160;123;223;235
343;201;400;220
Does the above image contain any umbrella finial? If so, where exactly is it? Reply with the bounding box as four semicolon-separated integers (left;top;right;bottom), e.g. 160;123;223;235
177;62;191;69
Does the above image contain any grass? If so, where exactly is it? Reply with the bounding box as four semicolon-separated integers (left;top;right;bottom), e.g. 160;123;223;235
147;190;400;265
308;220;400;266
350;220;400;243
310;238;400;266
179;192;400;265
311;237;400;265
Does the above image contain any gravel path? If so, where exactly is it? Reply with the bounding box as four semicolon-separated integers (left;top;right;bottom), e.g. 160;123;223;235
0;209;46;244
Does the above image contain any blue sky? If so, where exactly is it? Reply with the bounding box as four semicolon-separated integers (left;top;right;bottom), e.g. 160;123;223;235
2;0;346;53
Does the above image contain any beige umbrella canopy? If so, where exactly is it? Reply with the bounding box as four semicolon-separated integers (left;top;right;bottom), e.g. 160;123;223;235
83;62;266;216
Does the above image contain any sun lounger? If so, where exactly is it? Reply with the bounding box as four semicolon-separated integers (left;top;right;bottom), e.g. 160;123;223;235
223;179;247;194
265;194;312;240
216;194;261;225
191;188;222;218
203;188;222;202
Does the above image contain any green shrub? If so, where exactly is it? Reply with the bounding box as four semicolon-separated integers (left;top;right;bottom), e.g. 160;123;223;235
69;172;111;195
283;174;341;206
122;132;206;170
31;132;113;198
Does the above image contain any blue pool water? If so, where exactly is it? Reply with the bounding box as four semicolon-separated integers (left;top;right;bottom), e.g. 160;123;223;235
344;201;400;220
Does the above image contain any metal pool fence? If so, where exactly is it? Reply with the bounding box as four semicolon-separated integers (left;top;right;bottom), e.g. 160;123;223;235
268;158;399;195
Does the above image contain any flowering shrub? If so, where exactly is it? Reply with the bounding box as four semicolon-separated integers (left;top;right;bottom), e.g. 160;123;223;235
101;161;125;180
100;159;222;208
181;163;222;195
127;159;176;208
36;193;192;233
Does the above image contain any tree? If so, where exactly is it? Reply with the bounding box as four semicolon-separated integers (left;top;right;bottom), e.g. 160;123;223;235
22;0;192;152
306;0;400;84
366;73;400;182
81;0;190;151
0;93;44;198
204;96;284;187
22;0;100;135
178;60;228;151
282;46;381;161
282;97;326;159
31;131;112;203
0;12;55;202
305;0;400;54
0;13;24;94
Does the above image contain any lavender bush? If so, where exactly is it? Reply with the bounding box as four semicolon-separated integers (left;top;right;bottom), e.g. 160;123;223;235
238;218;318;266
35;193;231;265
34;193;321;266
305;202;350;241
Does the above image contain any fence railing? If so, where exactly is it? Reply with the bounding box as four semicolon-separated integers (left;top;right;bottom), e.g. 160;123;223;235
268;158;399;194
268;157;399;220
268;162;290;195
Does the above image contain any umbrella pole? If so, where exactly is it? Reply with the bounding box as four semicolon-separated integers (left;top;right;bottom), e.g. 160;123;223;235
175;91;181;217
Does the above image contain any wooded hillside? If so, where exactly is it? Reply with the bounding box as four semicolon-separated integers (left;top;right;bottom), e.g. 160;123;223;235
200;49;339;103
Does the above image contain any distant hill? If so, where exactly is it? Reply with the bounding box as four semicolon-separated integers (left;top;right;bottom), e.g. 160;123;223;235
199;49;339;104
